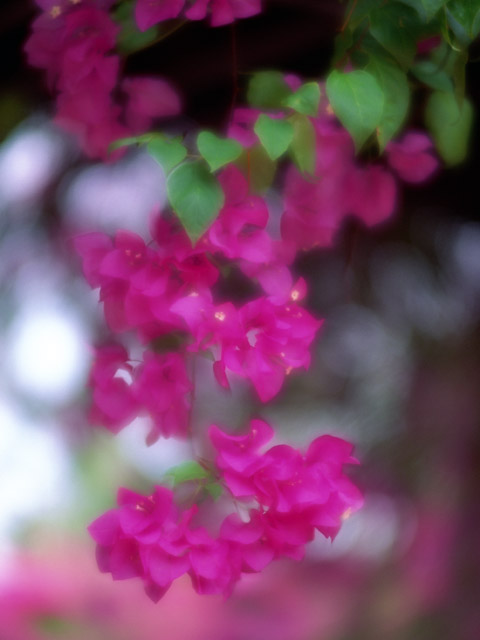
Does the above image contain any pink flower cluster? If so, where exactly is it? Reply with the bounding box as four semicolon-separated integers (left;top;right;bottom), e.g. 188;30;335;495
25;0;181;158
135;0;262;30
282;125;439;251
228;87;439;252
25;0;263;157
89;419;362;599
89;344;192;443
74;164;322;422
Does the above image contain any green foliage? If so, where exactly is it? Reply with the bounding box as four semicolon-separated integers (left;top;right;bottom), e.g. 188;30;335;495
425;90;473;165
236;145;277;192
289;113;316;174
109;134;153;152
35;615;89;637
446;0;480;46
332;0;479;158
283;82;321;116
197;131;242;171
369;2;418;70
167;161;224;243
254;114;294;160
147;136;187;174
110;0;479;240
412;59;454;91
114;0;159;54
326;69;384;150
205;482;223;500
164;460;209;485
247;71;292;109
397;0;447;22
109;133;188;174
366;54;410;150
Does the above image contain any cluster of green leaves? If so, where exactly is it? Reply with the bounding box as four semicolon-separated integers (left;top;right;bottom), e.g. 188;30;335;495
329;0;477;162
248;72;321;173
110;75;321;243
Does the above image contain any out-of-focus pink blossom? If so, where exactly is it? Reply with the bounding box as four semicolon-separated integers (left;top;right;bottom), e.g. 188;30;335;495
185;0;262;26
346;165;397;226
122;76;182;132
135;0;185;31
386;132;439;183
416;35;441;54
25;2;184;158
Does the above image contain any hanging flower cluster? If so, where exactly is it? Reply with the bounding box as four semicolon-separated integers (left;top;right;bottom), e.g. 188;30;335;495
89;420;362;599
74;156;356;597
24;0;450;603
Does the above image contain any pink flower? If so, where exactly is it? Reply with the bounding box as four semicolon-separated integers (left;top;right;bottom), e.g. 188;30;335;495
59;6;118;58
185;0;262;26
220;511;275;571
133;351;193;443
134;0;185;31
87;343;193;442
73;232;114;288
386;132;439;183
90;485;239;599
281;119;356;249
346;165;397;227
122;76;181;132
207;165;274;264
74;224;219;339
216;296;321;402
89;344;138;433
89;486;195;597
227;107;262;147
416;35;441;54
210;421;363;540
186;528;236;595
172;294;322;402
209;418;274;473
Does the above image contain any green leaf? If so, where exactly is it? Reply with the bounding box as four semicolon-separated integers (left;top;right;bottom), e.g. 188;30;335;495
345;0;380;30
147;136;187;174
452;47;468;105
235;145;277;192
283;82;321;116
397;0;447;21
446;0;480;45
35;615;87;636
425;90;474;165
289;113;316;174
366;56;410;150
247;71;292;109
369;3;417;70
326;70;384;151
412;60;454;92
164;460;209;485
205;482;223;500
114;0;159;54
197;131;242;172
109;134;153;152
254;115;294;161
167;161;224;242
332;28;354;67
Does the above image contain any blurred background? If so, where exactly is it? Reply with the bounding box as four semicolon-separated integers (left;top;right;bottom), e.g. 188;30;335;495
1;1;480;639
